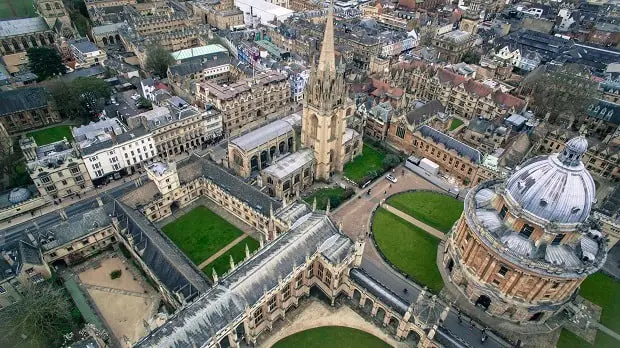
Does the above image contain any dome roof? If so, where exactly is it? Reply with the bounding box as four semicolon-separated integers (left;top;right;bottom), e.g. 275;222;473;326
8;187;31;204
505;137;595;224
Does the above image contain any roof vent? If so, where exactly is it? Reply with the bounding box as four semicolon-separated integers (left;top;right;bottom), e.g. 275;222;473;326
571;207;581;214
539;198;548;207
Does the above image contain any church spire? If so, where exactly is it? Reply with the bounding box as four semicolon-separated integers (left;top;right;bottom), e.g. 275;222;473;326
317;0;336;74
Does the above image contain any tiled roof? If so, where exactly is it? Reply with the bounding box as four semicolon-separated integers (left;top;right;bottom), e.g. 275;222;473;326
492;90;526;110
436;68;466;86
463;79;493;97
0;17;50;36
0;87;49;116
405;100;445;125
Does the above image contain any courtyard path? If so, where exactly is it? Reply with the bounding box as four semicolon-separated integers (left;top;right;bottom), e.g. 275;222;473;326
381;204;446;241
197;234;248;270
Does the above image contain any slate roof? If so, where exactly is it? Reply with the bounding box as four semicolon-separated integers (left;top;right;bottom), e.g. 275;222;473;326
37;204;115;251
115;201;210;300
587;99;620;125
350;268;409;315
418;125;482;164
261;149;314;179
230;120;293;152
0;17;50;37
0;87;49;116
405;100;445;125
135;210;354;348
19;240;43;265
168;54;231;77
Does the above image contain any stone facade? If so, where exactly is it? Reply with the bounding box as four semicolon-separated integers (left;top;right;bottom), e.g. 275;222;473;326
431;30;475;64
387;61;527;121
0;17;56;55
21;138;94;200
0;87;62;134
443;138;607;324
196;71;291;132
190;0;244;31
260;149;315;199
227;120;296;178
42;224;117;266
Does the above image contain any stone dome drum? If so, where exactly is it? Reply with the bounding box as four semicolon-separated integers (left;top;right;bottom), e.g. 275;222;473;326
505;136;595;225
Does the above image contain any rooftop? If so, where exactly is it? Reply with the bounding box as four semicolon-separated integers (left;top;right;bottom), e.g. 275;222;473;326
418;125;482;164
171;44;229;61
0;87;50;116
230;119;293;152
200;71;288;100
0;17;50;37
71;40;100;54
135;210;353;348
91;22;124;35
261;149;314;179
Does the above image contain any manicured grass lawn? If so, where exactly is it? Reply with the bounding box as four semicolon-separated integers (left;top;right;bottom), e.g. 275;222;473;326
557;273;620;348
27;125;74;146
304;187;345;210
449;118;464;131
162;206;244;265
387;191;463;233
272;326;390;348
202;236;259;279
343;144;387;182
0;0;36;19
372;208;443;293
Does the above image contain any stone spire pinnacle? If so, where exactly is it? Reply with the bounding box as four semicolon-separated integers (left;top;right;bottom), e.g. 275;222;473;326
317;0;336;74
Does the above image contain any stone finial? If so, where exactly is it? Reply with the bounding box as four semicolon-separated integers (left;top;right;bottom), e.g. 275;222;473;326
212;268;218;284
245;243;250;259
259;235;264;248
338;221;343;232
325;198;331;214
229;254;235;270
269;202;274;218
312;197;317;211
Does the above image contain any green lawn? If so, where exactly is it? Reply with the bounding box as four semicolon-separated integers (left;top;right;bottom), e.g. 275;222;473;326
343;144;387;183
387;191;463;233
202;236;259;279
162;206;244;265
303;187;345;210
272;326;390;348
0;0;36;19
449;118;464;131
372;208;443;293
556;273;620;348
27;125;74;146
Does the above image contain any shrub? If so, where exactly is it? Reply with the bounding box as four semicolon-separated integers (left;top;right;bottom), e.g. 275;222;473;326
382;154;401;170
330;196;342;208
110;270;122;279
342;187;356;200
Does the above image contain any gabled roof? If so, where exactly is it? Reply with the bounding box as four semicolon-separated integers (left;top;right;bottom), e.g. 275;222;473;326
0;17;50;36
463;79;493;97
0;87;50;116
405;100;445;126
436;68;466;86
135;210;354;348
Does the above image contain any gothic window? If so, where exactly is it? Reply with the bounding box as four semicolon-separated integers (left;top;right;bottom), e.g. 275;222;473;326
396;125;406;139
317;263;324;279
267;177;273;185
310;114;318;138
282;284;291;301
267;296;277;312
330;115;338;139
325;270;332;284
499;205;508;219
279;141;285;154
55;2;61;9
294;174;300;184
253;308;263;325
283;181;290;191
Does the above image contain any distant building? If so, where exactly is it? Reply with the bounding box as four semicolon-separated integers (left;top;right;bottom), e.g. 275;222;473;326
460;117;510;154
70;39;107;68
431;30;475;63
195;70;290;132
90;23;123;47
228;119;296;178
0;87;62;134
260;148;315;199
0;17;56;55
84;0;136;9
189;0;245;30
0;241;52;309
21;137;94;200
72;118;156;181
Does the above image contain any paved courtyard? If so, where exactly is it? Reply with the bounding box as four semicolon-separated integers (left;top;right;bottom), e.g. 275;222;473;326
78;257;160;347
332;166;440;263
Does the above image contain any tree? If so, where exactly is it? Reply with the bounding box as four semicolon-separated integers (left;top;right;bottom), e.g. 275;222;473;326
137;96;152;109
382;154;401;170
524;64;600;125
27;47;66;81
0;283;79;347
145;44;175;78
49;77;112;122
462;50;481;65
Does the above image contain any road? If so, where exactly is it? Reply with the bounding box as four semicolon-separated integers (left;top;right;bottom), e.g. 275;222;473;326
0;176;146;246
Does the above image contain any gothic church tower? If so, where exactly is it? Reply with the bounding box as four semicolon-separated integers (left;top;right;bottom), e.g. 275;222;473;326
301;1;352;180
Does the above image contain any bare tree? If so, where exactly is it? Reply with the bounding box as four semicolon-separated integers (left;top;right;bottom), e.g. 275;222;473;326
523;64;600;125
0;283;77;348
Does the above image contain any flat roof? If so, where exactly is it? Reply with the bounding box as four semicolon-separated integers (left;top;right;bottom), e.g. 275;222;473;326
262;149;314;179
230;119;293;152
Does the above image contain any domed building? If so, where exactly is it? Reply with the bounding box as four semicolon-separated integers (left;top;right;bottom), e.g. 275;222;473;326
443;136;607;324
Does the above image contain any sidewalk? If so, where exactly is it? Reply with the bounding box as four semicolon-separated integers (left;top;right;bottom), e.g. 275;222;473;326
197;234;248;270
381;204;446;241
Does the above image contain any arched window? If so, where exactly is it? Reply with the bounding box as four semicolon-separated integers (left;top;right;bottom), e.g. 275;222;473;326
45;3;51;10
267;177;273;184
330;114;338;139
55;2;61;9
310;114;318;138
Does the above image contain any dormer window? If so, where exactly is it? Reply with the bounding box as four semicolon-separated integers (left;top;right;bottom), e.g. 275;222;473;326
539;198;548;207
571;207;581;214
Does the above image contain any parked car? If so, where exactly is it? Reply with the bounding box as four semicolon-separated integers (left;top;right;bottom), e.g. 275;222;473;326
386;174;397;183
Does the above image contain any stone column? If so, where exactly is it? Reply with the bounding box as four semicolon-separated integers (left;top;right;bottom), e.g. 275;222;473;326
527;279;547;302
475;253;491;278
481;260;498;283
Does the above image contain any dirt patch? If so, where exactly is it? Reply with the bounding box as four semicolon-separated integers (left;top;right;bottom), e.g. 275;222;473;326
78;256;160;346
